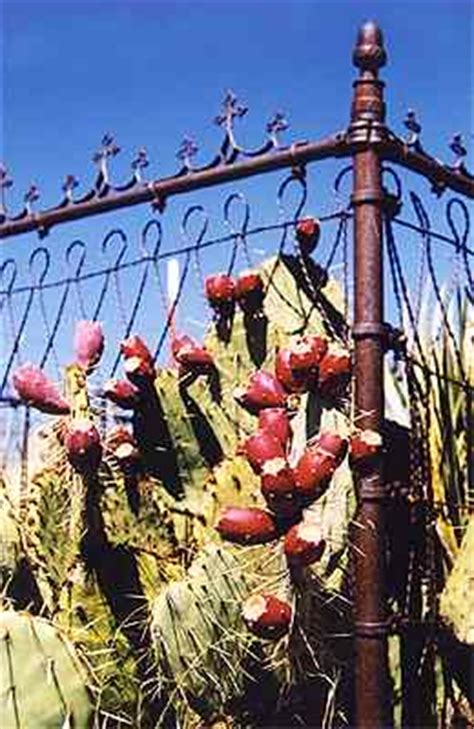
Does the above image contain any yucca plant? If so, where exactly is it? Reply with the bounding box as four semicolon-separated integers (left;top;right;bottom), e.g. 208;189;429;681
387;273;473;727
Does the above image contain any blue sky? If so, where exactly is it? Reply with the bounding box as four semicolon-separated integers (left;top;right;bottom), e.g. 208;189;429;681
0;0;472;383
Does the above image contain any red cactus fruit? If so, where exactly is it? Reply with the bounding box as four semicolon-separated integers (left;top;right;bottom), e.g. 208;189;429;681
284;520;326;567
295;217;321;255
311;431;348;465
121;335;156;384
120;335;154;363
318;345;351;394
293;447;337;502
73;320;104;371
171;334;195;359
235;370;287;414
106;426;140;466
205;274;236;310
64;418;102;474
289;335;328;374
261;458;298;516
258;408;291;447
216;507;278;545
12;363;70;415
124;355;156;384
349;429;383;466
244;430;285;473
275;348;309;394
235;271;265;313
103;379;141;410
242;593;292;639
172;335;214;372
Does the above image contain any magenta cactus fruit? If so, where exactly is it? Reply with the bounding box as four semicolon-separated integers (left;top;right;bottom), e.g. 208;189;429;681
205;274;236;311
121;335;156;384
293;447;337;502
235;370;287;414
106;426;139;466
349;429;383;467
318;344;351;394
120;335;153;362
311;431;348;465
235;271;265;313
284;520;326;567
260;458;298;516
258;408;291;448
275;348;309;394
103;379;141;410
243;430;285;474
12;363;70;415
172;334;214;372
64;418;102;474
288;335;328;374
216;506;278;545
73;320;104;371
242;593;292;639
295;217;321;256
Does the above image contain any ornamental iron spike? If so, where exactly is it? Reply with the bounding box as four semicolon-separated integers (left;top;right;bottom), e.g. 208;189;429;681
24;183;40;213
177;137;198;170
449;133;467;170
62;174;79;202
93;133;121;188
403;109;422;148
0;165;13;219
266;112;289;147
131;147;149;181
214;90;248;132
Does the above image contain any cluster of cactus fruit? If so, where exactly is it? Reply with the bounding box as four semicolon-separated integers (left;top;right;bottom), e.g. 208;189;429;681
4;214;469;726
1;218;381;725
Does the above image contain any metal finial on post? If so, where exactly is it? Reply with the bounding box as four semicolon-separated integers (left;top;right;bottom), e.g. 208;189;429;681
350;21;392;729
352;20;387;72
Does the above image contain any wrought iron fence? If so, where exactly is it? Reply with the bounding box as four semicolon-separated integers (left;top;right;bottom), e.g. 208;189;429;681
1;20;472;729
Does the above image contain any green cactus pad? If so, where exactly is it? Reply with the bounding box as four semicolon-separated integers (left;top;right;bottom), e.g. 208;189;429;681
151;544;271;722
440;515;474;646
0;478;20;593
0;610;92;728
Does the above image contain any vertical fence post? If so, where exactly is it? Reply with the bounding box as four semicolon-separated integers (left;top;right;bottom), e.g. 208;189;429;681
349;22;392;728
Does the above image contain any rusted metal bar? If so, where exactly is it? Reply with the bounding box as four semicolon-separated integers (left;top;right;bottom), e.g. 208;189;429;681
381;139;474;198
349;22;392;728
0;135;350;240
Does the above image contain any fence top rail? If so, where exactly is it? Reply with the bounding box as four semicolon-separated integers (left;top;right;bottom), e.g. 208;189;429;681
1;21;472;242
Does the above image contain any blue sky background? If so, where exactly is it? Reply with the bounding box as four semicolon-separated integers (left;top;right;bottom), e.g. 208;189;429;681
0;0;472;386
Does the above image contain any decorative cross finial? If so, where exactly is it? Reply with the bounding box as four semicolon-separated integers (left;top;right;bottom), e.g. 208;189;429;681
93;133;120;187
214;90;248;133
404;109;422;148
449;134;467;170
267;112;289;147
24;183;40;214
0;165;13;219
177;137;198;170
131;147;149;181
62;174;79;202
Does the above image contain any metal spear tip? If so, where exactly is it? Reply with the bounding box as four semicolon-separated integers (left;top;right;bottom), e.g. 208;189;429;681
353;20;387;71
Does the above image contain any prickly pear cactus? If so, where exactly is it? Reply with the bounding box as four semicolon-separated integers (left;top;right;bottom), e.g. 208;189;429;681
11;252;356;726
151;542;293;725
440;515;474;646
0;609;92;728
0;478;20;593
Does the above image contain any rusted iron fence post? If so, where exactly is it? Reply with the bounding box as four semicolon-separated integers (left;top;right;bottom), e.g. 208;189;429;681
349;22;392;728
